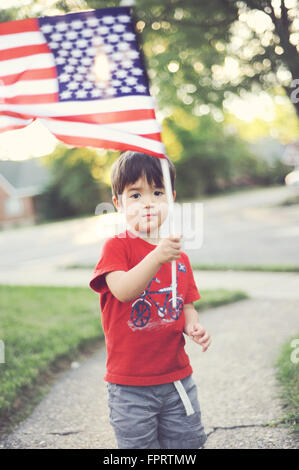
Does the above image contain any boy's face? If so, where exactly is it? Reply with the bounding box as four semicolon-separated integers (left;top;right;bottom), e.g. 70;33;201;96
113;174;176;236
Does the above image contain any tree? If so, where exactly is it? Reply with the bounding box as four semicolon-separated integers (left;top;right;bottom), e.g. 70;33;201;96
1;0;298;118
226;0;299;119
87;0;299;119
36;144;111;221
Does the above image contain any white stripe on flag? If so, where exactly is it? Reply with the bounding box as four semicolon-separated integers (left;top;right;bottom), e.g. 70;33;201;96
0;96;157;116
0;115;33;128
2;79;58;98
101;119;161;135
0;53;55;77
0;31;46;50
39;117;165;154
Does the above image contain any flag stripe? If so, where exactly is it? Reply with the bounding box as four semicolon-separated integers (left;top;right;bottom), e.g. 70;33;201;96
140;133;162;141
39;117;165;154
52;134;166;159
0;18;39;36
0;67;57;85
0;43;51;61
0;112;161;138
3;78;58;98
0;110;35;119
0;114;33;128
52;108;157;125
0;53;55;77
4;93;58;104
0;31;45;50
0;123;31;132
0;96;157;116
0;108;156;124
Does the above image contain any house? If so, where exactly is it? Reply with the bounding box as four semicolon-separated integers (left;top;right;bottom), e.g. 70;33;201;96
0;156;50;230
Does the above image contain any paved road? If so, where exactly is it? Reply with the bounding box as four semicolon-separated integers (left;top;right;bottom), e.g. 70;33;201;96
0;185;299;274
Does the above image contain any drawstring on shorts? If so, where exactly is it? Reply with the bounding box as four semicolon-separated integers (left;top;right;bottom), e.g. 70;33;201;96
173;380;195;416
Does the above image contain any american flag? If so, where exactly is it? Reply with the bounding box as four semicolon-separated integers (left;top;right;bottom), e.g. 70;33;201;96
0;7;166;158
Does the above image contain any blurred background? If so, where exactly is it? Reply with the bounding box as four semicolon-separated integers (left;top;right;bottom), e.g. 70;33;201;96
0;0;298;449
0;0;299;270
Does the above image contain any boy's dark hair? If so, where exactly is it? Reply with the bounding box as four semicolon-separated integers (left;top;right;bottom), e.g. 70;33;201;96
111;151;176;200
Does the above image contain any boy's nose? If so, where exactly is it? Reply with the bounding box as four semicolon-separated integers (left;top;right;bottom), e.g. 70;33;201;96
144;198;154;208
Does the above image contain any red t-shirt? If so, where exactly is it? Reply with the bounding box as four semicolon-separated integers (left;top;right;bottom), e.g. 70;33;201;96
89;229;201;386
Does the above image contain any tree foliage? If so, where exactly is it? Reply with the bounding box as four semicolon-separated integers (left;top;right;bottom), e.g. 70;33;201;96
35;145;111;220
2;1;298;118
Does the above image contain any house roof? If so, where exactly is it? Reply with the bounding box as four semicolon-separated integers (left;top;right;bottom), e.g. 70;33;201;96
0;156;50;197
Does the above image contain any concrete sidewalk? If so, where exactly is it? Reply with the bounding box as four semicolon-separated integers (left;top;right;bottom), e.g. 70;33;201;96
0;270;298;449
1;265;299;300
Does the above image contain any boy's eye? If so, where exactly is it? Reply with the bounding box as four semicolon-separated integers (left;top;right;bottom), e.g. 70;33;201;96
154;190;164;196
130;193;140;199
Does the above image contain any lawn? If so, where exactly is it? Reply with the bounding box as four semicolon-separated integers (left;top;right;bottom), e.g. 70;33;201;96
64;263;299;272
275;334;299;434
0;284;248;435
0;285;102;426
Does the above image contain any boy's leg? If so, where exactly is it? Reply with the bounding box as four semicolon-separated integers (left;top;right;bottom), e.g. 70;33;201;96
157;375;207;449
106;382;161;449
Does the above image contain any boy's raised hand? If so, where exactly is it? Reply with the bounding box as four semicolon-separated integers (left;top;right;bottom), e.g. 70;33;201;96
154;235;182;266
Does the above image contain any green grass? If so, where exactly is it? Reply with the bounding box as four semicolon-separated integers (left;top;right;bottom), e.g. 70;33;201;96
63;263;299;273
194;288;248;310
0;285;102;426
275;334;299;434
191;264;299;272
0;284;247;436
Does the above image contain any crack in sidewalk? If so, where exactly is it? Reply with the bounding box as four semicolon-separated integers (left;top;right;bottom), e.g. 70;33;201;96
207;423;270;437
47;424;271;438
47;430;83;436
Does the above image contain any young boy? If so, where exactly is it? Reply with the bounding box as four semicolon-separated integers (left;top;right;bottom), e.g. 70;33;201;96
89;151;211;449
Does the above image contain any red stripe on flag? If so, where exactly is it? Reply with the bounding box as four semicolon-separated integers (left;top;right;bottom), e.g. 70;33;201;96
139;133;162;141
0;110;36;120
53;109;157;125
0;124;29;132
0;43;51;61
0;18;39;35
54;134;166;159
4;93;58;104
0;67;57;85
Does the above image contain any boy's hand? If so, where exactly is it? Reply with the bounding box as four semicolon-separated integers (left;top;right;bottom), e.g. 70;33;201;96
154;235;182;266
185;323;211;352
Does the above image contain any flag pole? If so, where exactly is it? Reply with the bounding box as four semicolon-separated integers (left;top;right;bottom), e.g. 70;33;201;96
121;0;177;310
161;157;177;309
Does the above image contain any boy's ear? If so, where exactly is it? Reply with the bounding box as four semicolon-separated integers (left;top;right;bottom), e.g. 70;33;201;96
173;190;176;201
112;195;122;212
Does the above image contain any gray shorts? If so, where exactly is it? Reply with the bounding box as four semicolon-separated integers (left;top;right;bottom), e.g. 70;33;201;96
106;374;207;449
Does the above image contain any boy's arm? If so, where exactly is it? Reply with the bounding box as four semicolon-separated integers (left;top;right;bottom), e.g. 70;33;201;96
105;249;162;302
105;236;182;303
184;303;211;352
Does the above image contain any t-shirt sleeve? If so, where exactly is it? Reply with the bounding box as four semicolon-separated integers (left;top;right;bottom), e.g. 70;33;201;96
183;254;201;304
89;237;129;294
